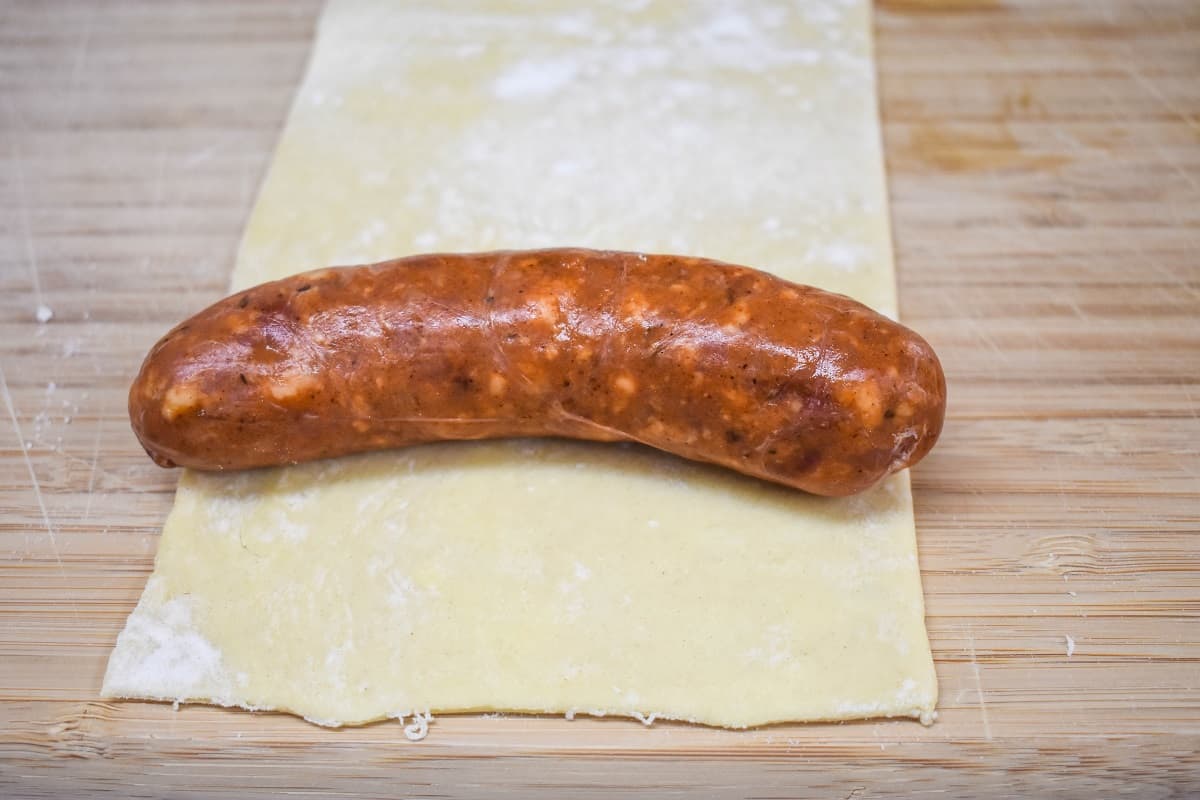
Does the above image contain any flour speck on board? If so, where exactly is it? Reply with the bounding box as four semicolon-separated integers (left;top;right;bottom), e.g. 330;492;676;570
35;304;53;324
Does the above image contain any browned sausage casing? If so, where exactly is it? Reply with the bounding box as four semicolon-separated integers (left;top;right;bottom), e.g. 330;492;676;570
130;249;946;496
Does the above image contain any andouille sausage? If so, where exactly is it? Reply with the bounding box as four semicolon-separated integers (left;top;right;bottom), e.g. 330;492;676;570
129;249;945;496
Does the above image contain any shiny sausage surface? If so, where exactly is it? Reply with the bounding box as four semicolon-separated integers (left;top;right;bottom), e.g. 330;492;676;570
130;249;946;496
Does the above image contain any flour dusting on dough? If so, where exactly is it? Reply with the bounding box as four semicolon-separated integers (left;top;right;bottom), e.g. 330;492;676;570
101;578;236;703
493;58;579;99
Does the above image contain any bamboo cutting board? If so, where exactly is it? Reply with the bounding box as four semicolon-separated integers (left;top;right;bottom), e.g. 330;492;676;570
1;0;1198;797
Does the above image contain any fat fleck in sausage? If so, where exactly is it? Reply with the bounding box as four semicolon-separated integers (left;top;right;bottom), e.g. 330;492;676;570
129;249;946;496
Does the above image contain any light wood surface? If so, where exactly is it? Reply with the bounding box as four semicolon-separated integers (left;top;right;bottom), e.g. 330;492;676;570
1;0;1197;796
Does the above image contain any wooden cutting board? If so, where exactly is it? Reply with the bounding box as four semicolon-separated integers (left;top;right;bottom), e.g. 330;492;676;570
1;0;1197;796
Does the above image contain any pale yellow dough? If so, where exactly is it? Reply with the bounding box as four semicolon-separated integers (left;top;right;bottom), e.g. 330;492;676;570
104;0;938;729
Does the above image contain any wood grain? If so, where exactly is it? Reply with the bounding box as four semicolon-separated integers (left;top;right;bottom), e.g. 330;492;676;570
2;0;1198;796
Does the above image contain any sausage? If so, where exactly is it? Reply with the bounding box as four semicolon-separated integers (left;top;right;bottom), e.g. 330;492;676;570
129;248;945;497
